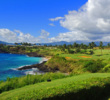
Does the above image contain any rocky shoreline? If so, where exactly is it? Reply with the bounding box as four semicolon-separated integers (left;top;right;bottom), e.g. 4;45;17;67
1;52;51;72
17;61;50;72
17;52;51;72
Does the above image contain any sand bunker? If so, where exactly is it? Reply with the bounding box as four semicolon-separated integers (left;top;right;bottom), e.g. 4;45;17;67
65;57;71;59
78;56;92;58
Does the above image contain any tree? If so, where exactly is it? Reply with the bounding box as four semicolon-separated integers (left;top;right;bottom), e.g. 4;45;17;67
44;44;47;47
75;47;80;53
73;42;78;48
63;44;67;49
83;45;88;53
80;43;88;54
80;43;84;49
91;42;96;49
68;44;72;49
99;41;104;55
88;43;93;50
15;43;18;45
59;45;65;52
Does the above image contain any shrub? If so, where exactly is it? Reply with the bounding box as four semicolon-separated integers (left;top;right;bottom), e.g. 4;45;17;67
75;48;80;53
0;72;68;94
89;50;94;55
84;60;105;73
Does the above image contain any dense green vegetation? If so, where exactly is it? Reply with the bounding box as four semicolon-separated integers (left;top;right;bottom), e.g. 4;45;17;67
0;72;70;94
1;41;110;99
46;55;110;73
1;73;110;100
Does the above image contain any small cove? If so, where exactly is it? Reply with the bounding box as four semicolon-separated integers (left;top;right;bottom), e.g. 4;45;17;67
0;53;43;81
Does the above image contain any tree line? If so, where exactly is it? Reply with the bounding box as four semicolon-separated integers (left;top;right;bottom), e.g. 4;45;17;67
0;41;109;55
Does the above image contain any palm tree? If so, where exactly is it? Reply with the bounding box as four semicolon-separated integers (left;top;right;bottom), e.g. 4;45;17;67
91;42;96;49
88;43;92;50
73;42;80;53
15;43;18;46
73;42;78;48
89;42;96;50
63;44;67;49
83;45;88;52
80;43;84;49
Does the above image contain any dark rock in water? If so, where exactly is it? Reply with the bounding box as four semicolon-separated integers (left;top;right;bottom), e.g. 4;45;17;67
17;61;50;72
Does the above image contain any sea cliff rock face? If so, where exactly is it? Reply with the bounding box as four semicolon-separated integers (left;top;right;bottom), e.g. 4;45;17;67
0;50;9;53
17;61;50;72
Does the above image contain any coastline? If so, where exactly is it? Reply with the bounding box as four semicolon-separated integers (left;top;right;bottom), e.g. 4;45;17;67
16;53;51;72
0;52;52;73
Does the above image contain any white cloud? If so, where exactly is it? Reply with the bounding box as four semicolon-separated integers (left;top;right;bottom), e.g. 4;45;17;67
49;0;110;42
1;0;110;43
49;23;55;26
39;29;50;43
0;29;17;42
49;17;64;21
49;31;89;42
40;29;50;38
0;29;50;43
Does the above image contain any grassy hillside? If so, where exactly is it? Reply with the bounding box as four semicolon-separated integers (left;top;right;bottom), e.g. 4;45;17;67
1;73;110;100
0;73;70;94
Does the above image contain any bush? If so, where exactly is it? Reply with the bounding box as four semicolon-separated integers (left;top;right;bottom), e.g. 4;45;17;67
89;50;94;55
84;60;105;73
75;48;80;53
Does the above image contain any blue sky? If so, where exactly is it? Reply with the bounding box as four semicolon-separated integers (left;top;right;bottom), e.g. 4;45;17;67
0;0;110;43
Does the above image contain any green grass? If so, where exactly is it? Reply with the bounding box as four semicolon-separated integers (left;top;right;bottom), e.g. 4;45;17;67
1;73;110;100
0;72;68;94
59;49;110;60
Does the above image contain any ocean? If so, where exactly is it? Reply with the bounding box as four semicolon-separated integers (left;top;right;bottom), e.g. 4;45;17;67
0;53;43;81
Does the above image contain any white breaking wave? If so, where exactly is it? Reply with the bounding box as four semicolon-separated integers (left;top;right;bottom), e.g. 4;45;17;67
39;57;48;64
25;68;45;75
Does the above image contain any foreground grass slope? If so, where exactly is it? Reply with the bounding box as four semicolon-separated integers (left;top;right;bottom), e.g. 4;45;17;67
0;73;68;94
1;73;110;100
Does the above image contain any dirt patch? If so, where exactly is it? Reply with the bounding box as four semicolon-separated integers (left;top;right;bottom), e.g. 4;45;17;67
65;57;71;60
78;56;92;58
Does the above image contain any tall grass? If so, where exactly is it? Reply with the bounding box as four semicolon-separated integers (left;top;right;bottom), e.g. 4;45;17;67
0;72;69;93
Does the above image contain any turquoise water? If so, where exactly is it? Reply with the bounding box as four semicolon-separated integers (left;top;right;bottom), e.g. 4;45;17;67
0;53;43;81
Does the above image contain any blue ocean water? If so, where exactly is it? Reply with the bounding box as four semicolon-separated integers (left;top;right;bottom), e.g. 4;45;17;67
0;53;43;81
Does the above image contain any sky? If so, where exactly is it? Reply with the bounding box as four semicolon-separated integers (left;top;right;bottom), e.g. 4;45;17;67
0;0;110;43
